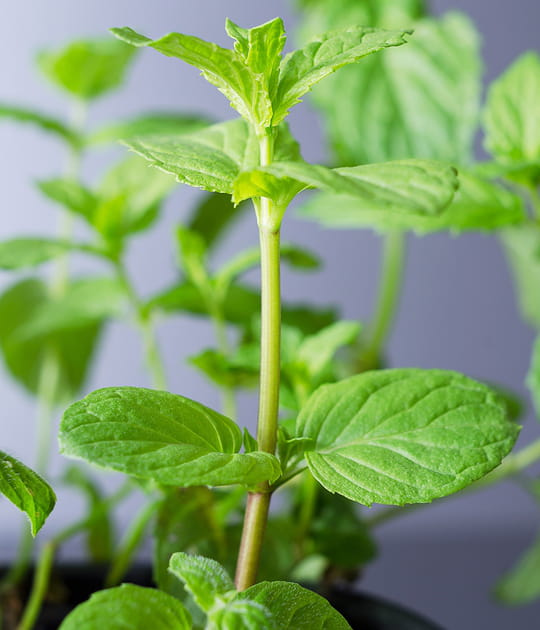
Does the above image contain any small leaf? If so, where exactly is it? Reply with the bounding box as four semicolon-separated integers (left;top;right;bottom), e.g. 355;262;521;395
176;227;208;286
38;178;98;221
211;599;274;630
484;52;540;166
242;581;351;629
273;26;410;124
60;387;281;487
168;552;235;613
58;584;191;630
235;159;458;216
0;103;79;146
0;238;71;270
90;112;210;144
495;532;540;606
298;171;524;234
0;450;56;536
38;38;137;100
298;369;518;506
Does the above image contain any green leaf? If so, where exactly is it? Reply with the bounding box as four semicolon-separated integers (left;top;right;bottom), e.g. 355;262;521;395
38;38;137;100
0;104;79;146
112;26;272;126
176;227;208;286
188;193;249;250
62;466;113;562
301;12;480;165
90;112;210;144
0;450;56;536
210;599;274;630
124;118;299;196
0;278;104;403
273;26;410;125
58;584;191;630
38;178;98;221
242;581;351;629
0;238;72;270
503;224;540;329
60;387;281;487
297;321;360;382
236;159;458;216
484;52;540;166
298;171;524;234
169;552;235;613
495;532;540;605
95;155;176;238
297;369;518;506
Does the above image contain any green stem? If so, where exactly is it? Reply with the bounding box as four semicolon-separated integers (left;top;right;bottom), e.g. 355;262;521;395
235;130;280;591
114;262;167;390
366;437;540;529
16;543;55;630
358;230;405;370
105;499;161;587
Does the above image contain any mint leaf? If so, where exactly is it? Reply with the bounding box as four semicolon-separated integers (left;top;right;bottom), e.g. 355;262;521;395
90;112;210;145
0;104;79;146
503;225;540;329
0;278;103;403
301;12;480;165
176;227;208;286
236;159;458;216
38;38;137;101
210;599;274;630
0;238;72;270
60;387;281;487
58;584;191;630
495;532;540;606
188;193;249;250
0;451;56;536
111;26;272;126
38;178;98;222
484;52;540;166
298;369;518;506
298;171;525;233
242;581;351;629
273;26;410;124
168;552;235;613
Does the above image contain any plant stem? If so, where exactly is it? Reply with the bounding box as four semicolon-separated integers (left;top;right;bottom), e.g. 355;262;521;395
358;230;405;370
235;130;280;591
105;499;161;587
16;542;55;630
114;262;167;390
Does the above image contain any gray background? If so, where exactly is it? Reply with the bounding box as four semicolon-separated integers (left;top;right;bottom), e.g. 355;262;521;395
1;1;539;628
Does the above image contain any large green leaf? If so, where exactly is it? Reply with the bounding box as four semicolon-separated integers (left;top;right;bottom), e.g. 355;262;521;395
502;224;540;329
297;171;525;233
274;26;410;125
236;159;458;217
0;104;79;146
169;552;235;613
0;451;56;536
297;369;518;506
242;581;351;629
495;531;540;605
38;38;137;100
58;584;191;630
299;10;480;166
60;387;281;487
484;52;540;167
0;278;105;402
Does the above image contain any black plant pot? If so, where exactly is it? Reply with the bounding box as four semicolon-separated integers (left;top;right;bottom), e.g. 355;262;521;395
1;565;443;630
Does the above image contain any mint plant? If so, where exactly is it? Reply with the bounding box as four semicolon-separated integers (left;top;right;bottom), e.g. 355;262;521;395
38;16;521;628
294;0;540;607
